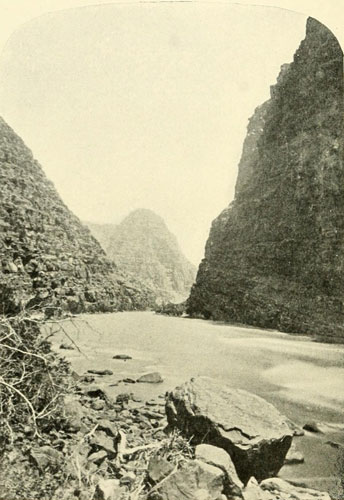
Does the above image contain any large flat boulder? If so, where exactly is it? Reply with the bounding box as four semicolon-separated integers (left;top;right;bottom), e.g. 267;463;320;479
165;377;292;483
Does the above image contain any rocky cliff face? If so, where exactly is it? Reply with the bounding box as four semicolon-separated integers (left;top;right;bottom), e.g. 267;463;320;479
188;18;344;342
0;117;154;314
88;209;196;303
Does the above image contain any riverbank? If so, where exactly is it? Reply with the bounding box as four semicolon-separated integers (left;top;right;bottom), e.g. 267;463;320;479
1;311;343;499
49;311;344;498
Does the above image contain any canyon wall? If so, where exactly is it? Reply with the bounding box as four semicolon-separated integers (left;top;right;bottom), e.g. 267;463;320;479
0;118;154;315
187;18;344;342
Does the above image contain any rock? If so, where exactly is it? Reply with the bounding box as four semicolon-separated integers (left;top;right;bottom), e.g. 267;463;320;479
303;422;324;433
60;343;75;350
88;450;108;465
88;369;113;376
123;378;136;384
326;440;344;450
94;479;123;500
120;471;136;485
304;421;344;434
90;431;116;455
243;478;274;500
71;370;81;381
195;444;243;497
97;419;118;437
148;456;175;484
137;372;163;384
29;446;63;471
260;478;331;500
284;442;304;465
286;419;305;437
83;385;111;402
155;459;224;500
166;377;292;483
62;394;84;432
116;393;133;405
92;399;106;411
81;375;95;383
142;410;165;420
113;354;132;360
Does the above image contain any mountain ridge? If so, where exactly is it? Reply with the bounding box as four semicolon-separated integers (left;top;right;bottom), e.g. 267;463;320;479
0;117;154;314
86;208;196;303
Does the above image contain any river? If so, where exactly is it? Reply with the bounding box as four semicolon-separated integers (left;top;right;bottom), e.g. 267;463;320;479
51;311;344;498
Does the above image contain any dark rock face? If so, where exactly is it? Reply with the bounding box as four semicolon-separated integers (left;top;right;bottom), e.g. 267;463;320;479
165;377;292;484
187;18;344;342
0;117;154;314
88;209;196;303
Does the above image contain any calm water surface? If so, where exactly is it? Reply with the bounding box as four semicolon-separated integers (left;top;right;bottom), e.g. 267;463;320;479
51;312;344;497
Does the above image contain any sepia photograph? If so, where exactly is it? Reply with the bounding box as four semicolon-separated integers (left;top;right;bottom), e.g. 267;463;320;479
0;1;343;498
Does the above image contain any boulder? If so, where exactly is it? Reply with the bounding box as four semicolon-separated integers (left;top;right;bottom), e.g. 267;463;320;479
154;459;225;500
195;444;243;498
166;377;292;483
260;478;331;500
137;372;163;384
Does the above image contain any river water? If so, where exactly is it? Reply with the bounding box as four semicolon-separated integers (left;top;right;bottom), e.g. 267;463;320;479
51;311;344;498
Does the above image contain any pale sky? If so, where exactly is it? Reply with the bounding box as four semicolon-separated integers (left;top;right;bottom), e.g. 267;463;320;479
0;1;343;265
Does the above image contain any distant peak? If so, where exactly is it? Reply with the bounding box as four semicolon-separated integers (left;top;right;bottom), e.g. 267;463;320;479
122;208;165;224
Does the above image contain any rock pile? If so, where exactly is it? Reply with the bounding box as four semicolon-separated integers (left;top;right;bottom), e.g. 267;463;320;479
1;368;335;500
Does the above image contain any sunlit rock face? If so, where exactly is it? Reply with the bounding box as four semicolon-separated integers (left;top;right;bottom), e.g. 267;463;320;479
188;18;344;342
0;118;154;314
94;209;197;304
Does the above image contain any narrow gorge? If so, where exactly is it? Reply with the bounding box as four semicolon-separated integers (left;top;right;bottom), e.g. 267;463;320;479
188;18;344;343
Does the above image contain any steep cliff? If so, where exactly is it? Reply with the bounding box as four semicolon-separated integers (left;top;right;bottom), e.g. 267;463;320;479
0;117;154;314
188;18;344;342
88;209;196;303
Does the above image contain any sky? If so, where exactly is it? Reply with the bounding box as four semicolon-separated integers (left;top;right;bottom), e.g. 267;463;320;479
0;1;343;265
